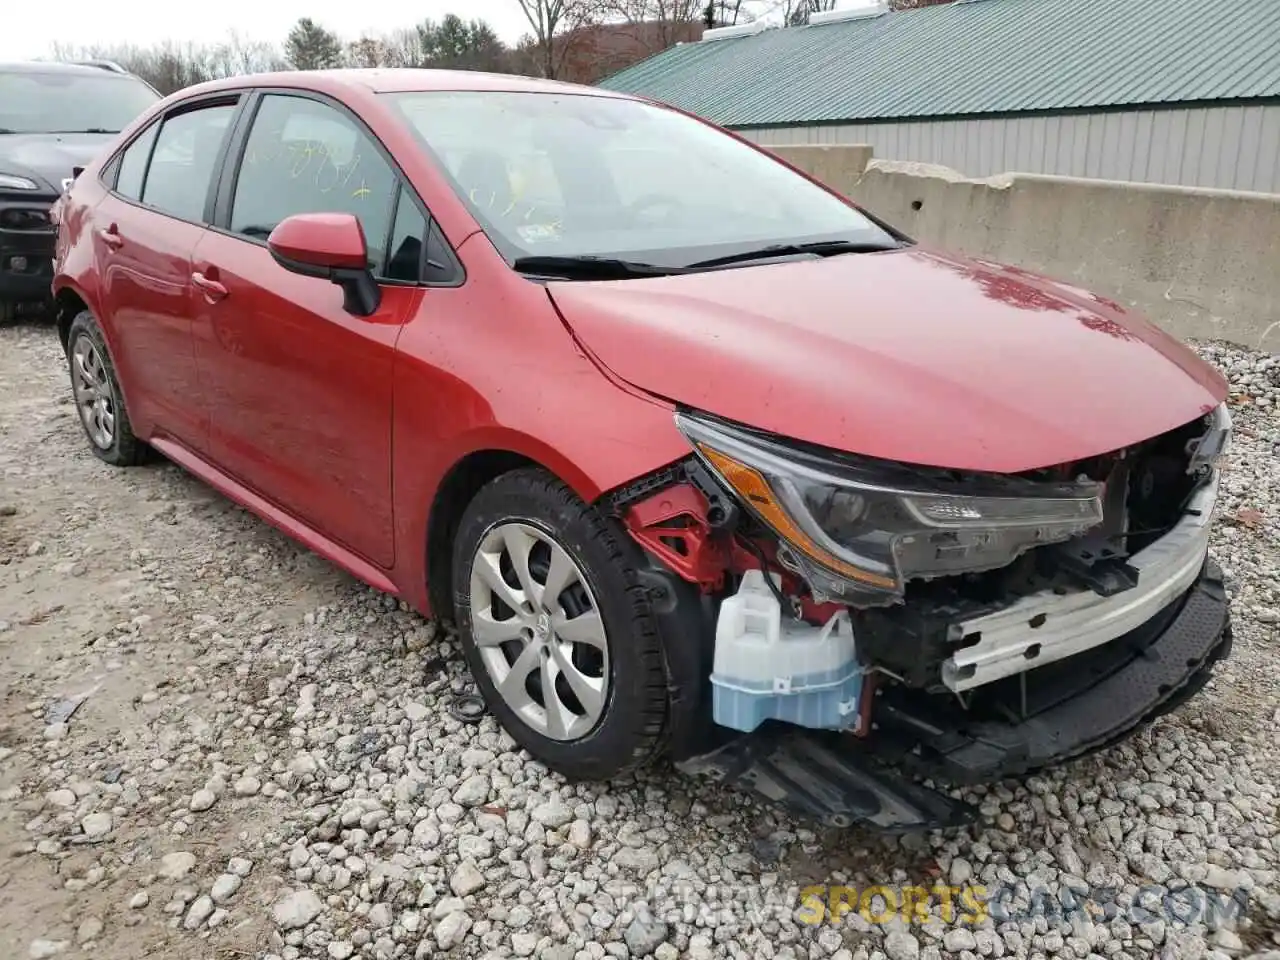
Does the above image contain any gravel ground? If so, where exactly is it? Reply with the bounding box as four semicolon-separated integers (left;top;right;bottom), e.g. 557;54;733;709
0;322;1277;960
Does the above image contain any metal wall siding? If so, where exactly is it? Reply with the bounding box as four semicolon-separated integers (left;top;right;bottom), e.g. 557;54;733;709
1259;110;1280;194
738;104;1280;194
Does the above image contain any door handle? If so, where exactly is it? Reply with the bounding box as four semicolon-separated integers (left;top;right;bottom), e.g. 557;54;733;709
191;271;229;302
97;225;123;249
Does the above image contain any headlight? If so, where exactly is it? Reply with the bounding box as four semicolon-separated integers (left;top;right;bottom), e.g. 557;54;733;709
677;413;1104;605
0;174;40;191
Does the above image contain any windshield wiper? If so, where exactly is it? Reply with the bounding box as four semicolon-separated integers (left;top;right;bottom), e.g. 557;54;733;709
46;128;119;134
512;255;685;279
685;239;903;269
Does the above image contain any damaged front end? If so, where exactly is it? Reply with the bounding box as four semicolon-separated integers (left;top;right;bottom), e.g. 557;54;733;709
611;405;1234;831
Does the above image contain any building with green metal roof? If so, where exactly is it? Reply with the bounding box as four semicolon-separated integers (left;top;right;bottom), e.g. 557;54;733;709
600;0;1280;194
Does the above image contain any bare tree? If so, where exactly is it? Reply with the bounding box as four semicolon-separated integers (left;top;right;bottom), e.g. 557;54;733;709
515;0;602;79
601;0;703;51
208;30;286;77
345;36;392;68
781;0;836;25
382;28;425;68
702;0;755;27
50;39;221;94
49;14;536;96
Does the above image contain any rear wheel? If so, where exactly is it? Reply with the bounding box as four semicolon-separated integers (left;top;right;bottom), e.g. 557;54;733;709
0;300;17;324
66;310;148;466
452;467;670;780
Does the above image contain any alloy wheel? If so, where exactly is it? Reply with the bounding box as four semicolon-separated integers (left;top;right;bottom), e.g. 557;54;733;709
71;335;115;450
468;521;610;741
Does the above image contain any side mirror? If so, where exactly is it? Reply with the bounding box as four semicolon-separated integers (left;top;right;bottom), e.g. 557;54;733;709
267;213;381;317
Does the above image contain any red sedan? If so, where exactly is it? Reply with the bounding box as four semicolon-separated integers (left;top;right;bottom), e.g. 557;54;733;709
51;69;1233;830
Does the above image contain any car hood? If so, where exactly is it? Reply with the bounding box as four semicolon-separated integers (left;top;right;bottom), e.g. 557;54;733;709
0;133;115;193
546;247;1228;474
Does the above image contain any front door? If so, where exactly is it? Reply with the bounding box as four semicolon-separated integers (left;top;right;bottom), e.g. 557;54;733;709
190;92;423;569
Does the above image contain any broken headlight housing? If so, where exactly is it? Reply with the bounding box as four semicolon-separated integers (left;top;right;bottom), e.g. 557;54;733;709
677;413;1104;606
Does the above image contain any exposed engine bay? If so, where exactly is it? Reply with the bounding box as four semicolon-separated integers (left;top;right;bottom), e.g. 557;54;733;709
610;404;1234;830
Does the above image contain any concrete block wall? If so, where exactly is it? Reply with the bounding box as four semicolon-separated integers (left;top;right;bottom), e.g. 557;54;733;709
768;145;1280;351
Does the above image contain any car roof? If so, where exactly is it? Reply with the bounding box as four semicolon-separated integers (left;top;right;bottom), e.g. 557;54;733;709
181;68;641;101
0;60;135;77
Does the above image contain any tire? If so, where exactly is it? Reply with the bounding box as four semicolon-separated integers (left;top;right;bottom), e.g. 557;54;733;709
452;467;670;780
0;300;16;324
66;310;148;467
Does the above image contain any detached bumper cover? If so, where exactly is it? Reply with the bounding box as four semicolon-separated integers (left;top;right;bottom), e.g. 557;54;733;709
943;471;1219;692
877;558;1232;785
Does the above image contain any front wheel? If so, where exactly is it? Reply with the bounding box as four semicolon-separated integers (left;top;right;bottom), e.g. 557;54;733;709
452;468;670;780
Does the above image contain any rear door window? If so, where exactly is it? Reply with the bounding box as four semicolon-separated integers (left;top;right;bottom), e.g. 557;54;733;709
140;103;237;222
114;123;159;200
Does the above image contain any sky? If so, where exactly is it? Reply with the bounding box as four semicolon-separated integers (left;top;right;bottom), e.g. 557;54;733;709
2;1;537;61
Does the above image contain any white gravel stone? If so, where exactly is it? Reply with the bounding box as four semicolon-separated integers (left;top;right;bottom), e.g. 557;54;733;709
227;857;253;877
567;818;592;848
434;911;472;950
328;942;354;960
614;847;660;872
232;775;261;797
272;889;324;930
80;812;111;839
128;891;149;909
209;873;241;904
182;895;214;930
75;917;103;944
368;903;393;929
624;917;670;956
28;941;68;959
452;773;490;807
884;930;920;960
158;852;196;880
531;795;574;828
450;860;486;897
188;789;216;812
944;929;977;953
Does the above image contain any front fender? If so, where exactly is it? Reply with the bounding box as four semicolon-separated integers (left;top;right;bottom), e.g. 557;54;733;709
389;336;691;613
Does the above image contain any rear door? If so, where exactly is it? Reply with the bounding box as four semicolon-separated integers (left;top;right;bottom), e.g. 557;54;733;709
94;95;242;449
189;90;452;568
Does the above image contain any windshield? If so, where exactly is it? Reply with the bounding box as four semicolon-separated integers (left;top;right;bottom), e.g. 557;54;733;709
384;90;896;269
0;70;158;135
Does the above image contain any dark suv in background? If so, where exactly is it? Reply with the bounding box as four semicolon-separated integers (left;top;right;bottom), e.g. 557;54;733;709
0;61;158;321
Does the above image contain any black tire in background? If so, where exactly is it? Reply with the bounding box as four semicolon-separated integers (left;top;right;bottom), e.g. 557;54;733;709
452;467;670;780
65;309;149;467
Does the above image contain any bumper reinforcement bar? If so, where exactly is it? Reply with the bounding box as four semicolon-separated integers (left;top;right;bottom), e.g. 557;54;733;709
880;559;1232;785
942;472;1220;693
